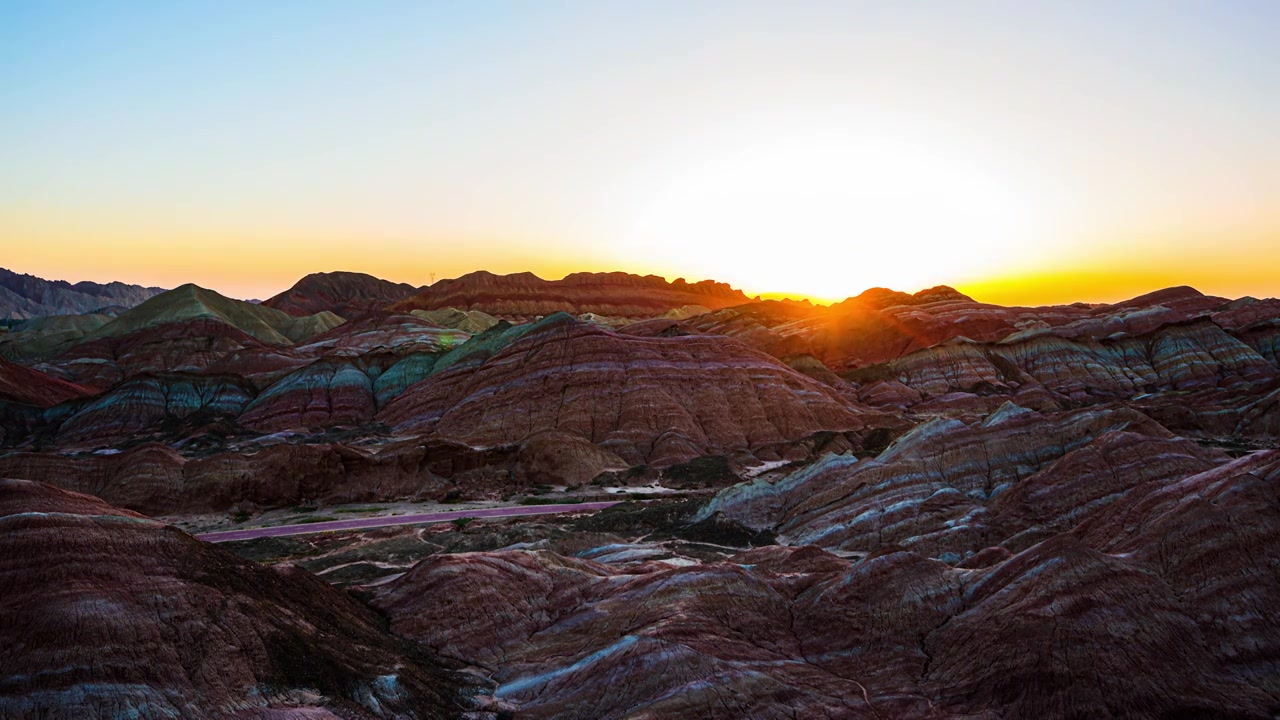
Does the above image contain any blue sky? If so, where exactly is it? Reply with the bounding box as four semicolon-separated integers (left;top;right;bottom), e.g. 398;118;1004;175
2;1;1277;302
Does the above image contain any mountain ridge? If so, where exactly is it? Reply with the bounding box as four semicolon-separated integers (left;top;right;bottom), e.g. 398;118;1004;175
390;269;753;319
261;270;422;318
0;267;165;320
86;283;345;346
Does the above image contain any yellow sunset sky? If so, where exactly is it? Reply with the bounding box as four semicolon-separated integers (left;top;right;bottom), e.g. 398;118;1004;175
3;2;1277;305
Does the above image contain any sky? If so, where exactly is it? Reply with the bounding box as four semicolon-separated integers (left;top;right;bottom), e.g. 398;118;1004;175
2;1;1277;304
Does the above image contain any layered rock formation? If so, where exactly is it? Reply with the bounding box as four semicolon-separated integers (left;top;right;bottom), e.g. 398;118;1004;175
855;319;1280;437
262;271;421;318
86;284;344;346
0;267;165;320
699;406;1226;557
24;311;472;409
3;281;1276;509
48;317;283;390
0;312;114;363
409;307;501;334
0;436;543;514
375;510;1278;719
379;314;867;466
291;311;469;358
0;478;468;719
0;310;478;448
238;358;376;432
3;285;347;395
52;373;255;446
667;284;1239;375
211;314;474;433
390;270;751;320
0;357;93;408
2;273;1280;720
369;408;1280;719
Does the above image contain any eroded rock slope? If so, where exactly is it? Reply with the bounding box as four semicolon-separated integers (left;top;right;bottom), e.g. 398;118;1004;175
0;478;470;719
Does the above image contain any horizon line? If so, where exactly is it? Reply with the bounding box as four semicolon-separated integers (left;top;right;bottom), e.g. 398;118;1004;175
2;263;1253;312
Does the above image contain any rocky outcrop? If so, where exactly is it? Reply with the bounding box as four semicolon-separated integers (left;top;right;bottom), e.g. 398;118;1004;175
0;267;165;320
367;411;1280;719
11;314;475;432
676;299;926;371
677;285;1238;375
1131;379;1280;439
238;359;377;432
291;311;469;358
922;535;1271;719
1074;450;1280;699
518;430;630;485
1239;323;1280;367
701;406;1233;558
378;314;867;466
0;479;467;719
232;315;475;432
390;270;751;320
409;307;501;334
0;437;538;514
199;344;311;390
262;271;421;318
0;357;94;408
31;312;471;401
48;317;280;390
376;496;1279;719
375;548;869;719
374;352;441;407
52;373;255;447
676;296;1082;373
30;310;469;404
866;320;1280;434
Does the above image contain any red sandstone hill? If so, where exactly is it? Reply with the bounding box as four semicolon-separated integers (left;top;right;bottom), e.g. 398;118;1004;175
0;478;471;718
0;279;1275;505
0;357;93;407
389;270;752;320
262;270;422;319
0;437;545;515
652;284;1241;373
372;412;1280;719
377;313;868;466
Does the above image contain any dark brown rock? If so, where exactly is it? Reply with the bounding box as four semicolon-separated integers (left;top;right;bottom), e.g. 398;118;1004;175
0;479;467;719
0;357;94;408
390;270;750;321
262;271;420;319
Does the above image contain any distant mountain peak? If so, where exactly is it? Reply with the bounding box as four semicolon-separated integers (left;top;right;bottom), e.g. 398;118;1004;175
262;271;421;318
89;283;343;346
842;284;973;311
0;267;166;320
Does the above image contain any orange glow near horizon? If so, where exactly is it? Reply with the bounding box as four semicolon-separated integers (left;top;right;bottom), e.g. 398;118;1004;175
5;224;1279;309
5;196;1277;307
4;4;1278;308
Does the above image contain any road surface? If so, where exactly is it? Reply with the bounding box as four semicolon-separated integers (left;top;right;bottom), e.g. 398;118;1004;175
197;501;620;543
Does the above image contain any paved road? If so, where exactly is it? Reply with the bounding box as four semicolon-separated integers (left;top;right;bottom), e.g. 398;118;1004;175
197;501;621;543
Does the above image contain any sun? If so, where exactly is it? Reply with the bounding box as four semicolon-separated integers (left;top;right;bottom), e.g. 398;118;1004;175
607;113;1047;301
